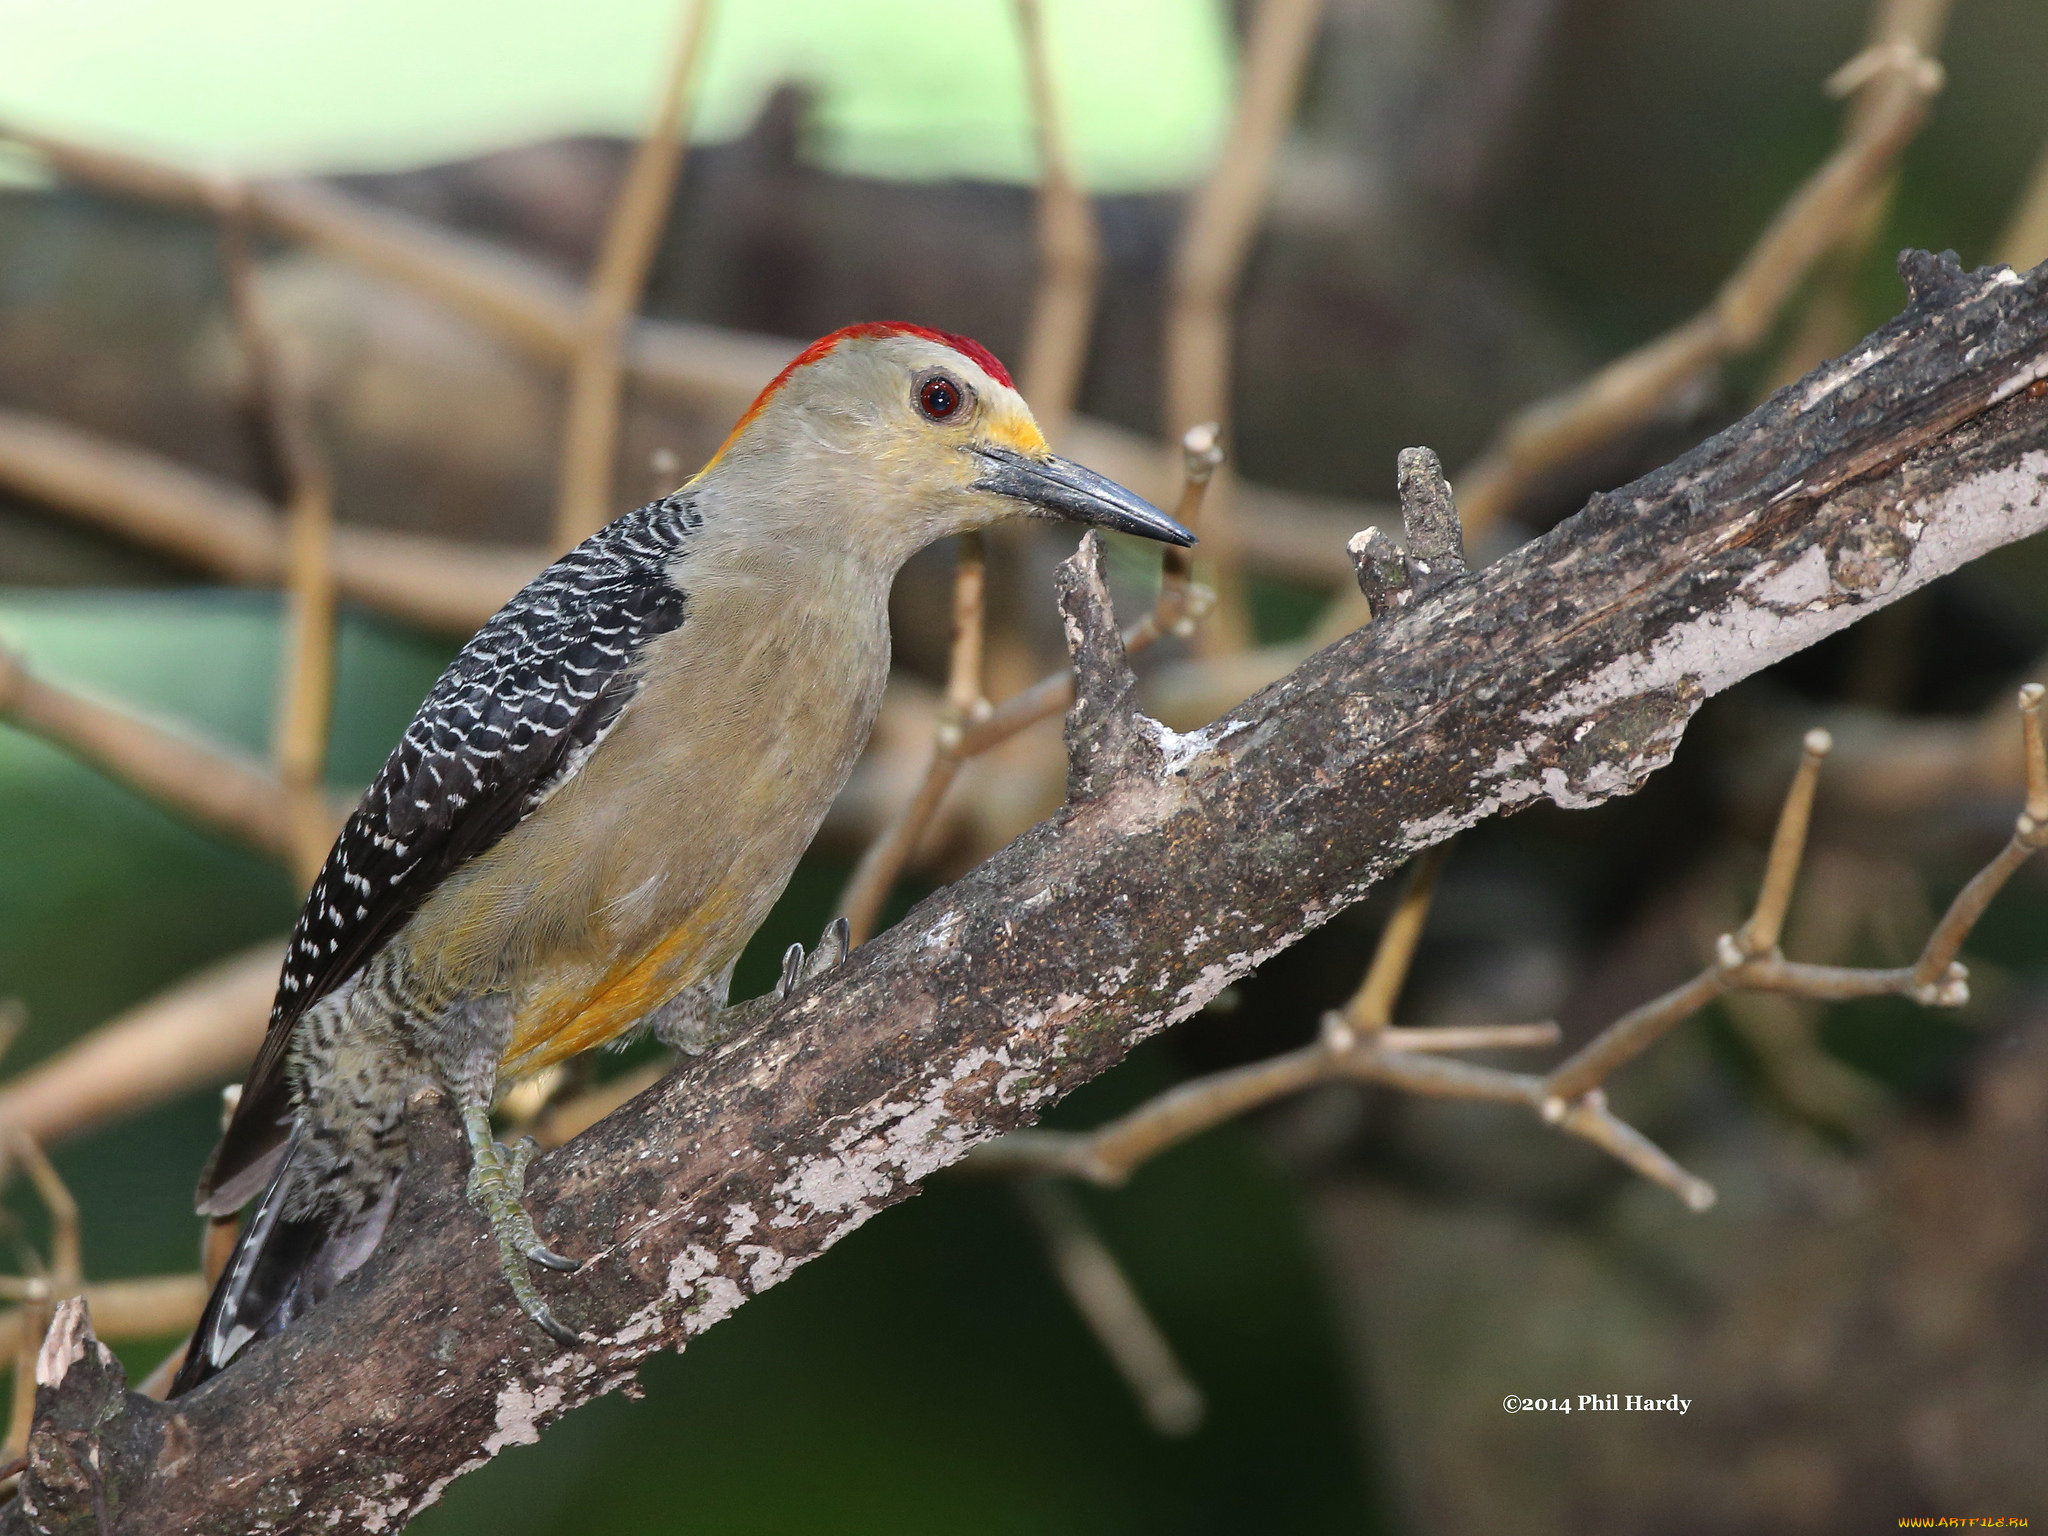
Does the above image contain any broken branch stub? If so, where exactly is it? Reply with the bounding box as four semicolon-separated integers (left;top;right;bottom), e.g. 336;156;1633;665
14;1299;166;1536
1396;446;1468;596
1347;526;1413;619
1056;531;1161;801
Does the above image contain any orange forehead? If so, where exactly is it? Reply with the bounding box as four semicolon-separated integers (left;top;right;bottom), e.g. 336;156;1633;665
700;322;1014;472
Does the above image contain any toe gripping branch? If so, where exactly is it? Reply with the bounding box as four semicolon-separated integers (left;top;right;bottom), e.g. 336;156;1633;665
777;916;852;1002
461;1103;583;1345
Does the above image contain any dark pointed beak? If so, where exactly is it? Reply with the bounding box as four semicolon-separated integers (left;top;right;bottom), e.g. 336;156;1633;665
968;445;1196;546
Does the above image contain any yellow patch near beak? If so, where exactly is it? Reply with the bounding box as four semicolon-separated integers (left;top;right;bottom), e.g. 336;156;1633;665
981;413;1050;459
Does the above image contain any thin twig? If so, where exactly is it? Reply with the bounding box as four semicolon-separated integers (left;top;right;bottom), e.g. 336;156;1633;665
219;194;342;889
1444;36;1944;537
5;1136;80;1293
971;837;1552;1187
1547;692;2043;1104
1012;0;1101;436
838;532;989;946
1761;0;1958;391
0;943;280;1152
1164;0;1328;655
1015;1182;1204;1436
0;405;544;634
554;0;714;547
1342;843;1448;1031
0;640;333;864
1733;727;1833;957
0;1131;82;1462
1;1279;41;1463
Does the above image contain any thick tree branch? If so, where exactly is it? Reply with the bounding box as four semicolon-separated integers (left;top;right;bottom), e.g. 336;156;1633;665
13;255;2048;1533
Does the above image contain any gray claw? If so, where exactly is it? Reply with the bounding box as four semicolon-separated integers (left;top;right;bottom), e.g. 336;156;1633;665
532;1306;584;1346
777;941;806;1000
777;918;851;1002
462;1105;582;1345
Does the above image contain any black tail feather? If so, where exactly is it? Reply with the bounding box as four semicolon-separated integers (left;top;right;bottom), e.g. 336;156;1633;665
170;1128;399;1397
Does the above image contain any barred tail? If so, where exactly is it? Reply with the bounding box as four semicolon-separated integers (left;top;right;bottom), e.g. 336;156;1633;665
169;1125;399;1397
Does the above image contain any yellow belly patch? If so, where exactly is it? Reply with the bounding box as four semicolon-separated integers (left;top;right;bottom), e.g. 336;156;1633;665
500;891;733;1078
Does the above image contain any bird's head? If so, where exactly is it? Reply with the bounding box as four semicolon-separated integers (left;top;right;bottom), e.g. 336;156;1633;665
691;323;1194;563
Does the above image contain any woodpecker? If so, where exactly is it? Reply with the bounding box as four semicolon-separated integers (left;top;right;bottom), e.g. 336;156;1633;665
170;322;1192;1394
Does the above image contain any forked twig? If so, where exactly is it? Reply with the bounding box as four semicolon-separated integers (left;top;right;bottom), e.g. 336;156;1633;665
976;685;2048;1216
1308;18;1949;647
1446;33;1945;538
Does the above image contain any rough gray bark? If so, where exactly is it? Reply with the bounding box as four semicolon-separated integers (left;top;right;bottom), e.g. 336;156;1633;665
9;252;2048;1534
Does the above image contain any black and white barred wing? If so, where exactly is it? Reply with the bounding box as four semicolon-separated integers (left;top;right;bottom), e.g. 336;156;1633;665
199;517;691;1212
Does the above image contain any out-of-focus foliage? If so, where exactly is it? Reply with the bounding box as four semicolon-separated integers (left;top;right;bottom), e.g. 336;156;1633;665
0;0;1230;188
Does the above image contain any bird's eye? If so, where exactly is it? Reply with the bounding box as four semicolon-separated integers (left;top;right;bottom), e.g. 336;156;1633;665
917;375;963;421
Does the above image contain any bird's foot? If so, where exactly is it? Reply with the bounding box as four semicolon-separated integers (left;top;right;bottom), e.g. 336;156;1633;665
777;916;851;1001
462;1106;583;1345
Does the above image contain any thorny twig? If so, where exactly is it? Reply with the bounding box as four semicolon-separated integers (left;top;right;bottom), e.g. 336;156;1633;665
553;0;714;548
838;426;1224;944
1164;0;1328;656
